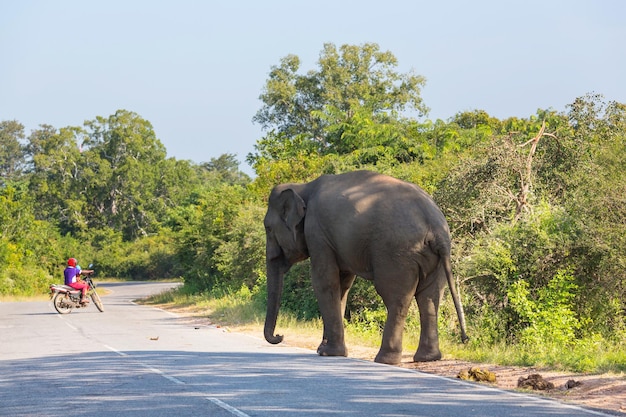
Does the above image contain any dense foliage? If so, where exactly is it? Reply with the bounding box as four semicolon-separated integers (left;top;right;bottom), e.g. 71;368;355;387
2;43;623;370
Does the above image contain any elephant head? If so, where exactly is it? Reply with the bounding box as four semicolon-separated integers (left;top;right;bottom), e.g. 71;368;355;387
263;186;309;345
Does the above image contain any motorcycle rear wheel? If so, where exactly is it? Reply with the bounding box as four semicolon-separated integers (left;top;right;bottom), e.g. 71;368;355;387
91;290;104;312
53;292;73;314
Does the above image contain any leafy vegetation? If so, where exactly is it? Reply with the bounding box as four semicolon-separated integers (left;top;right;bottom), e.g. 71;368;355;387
2;43;624;373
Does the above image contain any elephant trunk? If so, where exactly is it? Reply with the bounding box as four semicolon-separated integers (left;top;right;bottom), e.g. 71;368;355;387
264;260;285;344
443;256;469;343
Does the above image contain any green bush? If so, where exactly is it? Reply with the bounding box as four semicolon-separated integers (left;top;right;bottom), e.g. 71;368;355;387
459;202;584;342
0;265;54;296
345;307;387;339
214;202;266;291
346;278;384;319
280;261;320;320
508;269;580;347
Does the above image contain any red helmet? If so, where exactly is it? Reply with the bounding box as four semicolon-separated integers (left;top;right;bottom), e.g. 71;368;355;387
67;258;77;267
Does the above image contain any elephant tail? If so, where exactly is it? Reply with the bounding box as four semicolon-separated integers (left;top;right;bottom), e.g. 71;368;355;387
442;255;469;344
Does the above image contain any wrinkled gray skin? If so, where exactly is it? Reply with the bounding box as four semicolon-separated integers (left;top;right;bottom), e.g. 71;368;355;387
263;170;468;365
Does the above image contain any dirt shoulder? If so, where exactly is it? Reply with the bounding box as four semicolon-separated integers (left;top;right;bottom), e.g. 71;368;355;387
164;307;626;416
400;358;626;416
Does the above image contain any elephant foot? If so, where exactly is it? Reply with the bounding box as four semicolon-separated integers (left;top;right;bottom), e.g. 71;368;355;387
317;339;348;357
413;348;442;362
374;350;402;365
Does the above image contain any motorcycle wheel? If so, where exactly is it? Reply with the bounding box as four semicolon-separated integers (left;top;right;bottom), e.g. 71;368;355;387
53;292;73;314
91;290;104;312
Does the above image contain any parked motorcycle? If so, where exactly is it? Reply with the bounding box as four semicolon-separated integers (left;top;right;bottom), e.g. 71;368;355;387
49;265;104;314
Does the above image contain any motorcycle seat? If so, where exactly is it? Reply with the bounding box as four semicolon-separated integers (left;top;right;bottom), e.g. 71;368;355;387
52;284;78;292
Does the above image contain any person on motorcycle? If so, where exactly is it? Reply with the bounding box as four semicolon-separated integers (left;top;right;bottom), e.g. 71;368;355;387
63;258;93;305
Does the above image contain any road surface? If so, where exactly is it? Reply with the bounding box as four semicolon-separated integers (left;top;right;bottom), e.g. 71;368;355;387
0;282;614;416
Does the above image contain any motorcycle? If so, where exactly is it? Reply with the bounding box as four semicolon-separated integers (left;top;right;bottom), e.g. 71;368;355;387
49;264;104;314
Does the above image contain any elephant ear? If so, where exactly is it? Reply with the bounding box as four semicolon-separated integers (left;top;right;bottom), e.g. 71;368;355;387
278;188;306;230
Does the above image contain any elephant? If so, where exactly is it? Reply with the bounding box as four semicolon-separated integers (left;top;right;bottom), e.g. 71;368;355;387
263;170;468;365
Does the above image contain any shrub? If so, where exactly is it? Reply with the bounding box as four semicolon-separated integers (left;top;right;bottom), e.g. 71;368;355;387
507;269;580;348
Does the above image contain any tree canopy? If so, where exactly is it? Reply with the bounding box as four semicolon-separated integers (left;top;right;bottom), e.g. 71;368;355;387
250;43;428;170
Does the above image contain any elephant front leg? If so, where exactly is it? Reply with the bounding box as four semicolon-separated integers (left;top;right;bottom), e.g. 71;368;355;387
311;263;348;357
316;307;348;357
318;272;355;356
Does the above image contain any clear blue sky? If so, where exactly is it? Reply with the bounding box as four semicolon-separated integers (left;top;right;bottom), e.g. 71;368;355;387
1;0;624;174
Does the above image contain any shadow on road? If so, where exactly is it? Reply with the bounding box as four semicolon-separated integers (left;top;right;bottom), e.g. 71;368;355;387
0;348;599;417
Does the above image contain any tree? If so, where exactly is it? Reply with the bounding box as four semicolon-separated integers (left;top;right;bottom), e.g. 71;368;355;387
0;182;62;295
0;120;26;185
170;182;249;291
435;95;626;345
249;43;428;170
200;153;251;185
82;110;168;239
26;125;90;231
26;110;187;240
563;97;626;336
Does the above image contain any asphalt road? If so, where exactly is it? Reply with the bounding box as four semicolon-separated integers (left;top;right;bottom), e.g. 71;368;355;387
0;282;614;417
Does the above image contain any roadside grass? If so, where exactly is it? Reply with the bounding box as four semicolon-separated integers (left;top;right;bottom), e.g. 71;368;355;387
441;338;626;374
142;286;626;375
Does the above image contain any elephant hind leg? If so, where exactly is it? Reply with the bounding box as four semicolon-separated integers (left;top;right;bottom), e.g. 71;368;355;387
374;300;413;365
374;272;418;365
413;266;445;362
339;272;356;320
